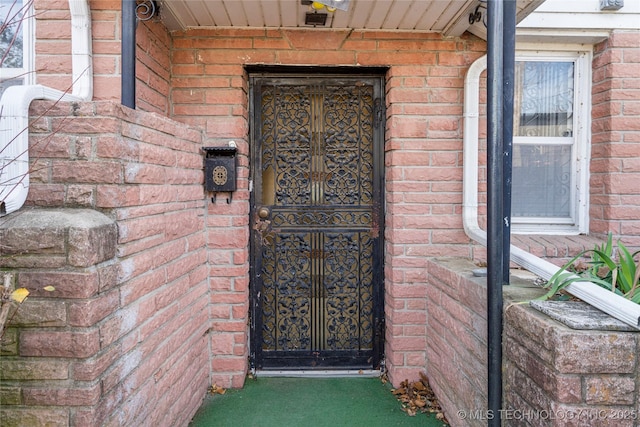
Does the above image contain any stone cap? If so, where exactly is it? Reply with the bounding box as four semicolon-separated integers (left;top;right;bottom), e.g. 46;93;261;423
0;208;116;268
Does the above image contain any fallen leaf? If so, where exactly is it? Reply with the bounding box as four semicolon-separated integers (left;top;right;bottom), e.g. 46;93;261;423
414;398;427;407
387;372;449;425
10;288;29;303
43;286;56;292
209;384;226;395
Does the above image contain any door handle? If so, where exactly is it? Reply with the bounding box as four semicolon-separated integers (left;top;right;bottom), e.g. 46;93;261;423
258;207;270;219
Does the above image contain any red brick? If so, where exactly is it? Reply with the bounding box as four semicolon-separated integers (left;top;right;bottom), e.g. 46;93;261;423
20;330;100;358
72;344;122;381
211;357;247;372
0;360;69;381
23;383;101;406
68;289;120;327
11;300;67;327
52;160;122;184
585;376;636;405
211;334;235;355
0;409;69;426
19;271;100;299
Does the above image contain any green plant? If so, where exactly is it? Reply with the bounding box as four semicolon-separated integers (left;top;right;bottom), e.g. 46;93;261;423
541;233;640;304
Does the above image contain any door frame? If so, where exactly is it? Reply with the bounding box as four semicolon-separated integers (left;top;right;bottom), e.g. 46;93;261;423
247;66;387;371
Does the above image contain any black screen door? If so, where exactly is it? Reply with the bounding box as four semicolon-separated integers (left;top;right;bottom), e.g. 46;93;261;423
250;74;384;370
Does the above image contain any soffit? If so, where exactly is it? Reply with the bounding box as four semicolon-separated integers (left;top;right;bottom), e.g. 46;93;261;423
158;0;545;39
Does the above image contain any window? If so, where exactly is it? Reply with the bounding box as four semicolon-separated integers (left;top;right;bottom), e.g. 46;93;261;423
511;51;590;234
0;0;34;96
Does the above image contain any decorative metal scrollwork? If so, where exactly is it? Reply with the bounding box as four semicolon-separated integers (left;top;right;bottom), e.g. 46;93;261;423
136;0;159;22
469;0;487;27
257;80;378;358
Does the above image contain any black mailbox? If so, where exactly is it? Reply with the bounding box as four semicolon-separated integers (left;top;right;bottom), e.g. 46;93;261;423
202;146;237;203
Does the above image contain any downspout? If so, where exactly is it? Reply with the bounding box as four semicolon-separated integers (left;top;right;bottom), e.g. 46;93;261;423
502;0;516;283
0;0;93;216
462;57;640;330
486;0;505;423
121;0;136;109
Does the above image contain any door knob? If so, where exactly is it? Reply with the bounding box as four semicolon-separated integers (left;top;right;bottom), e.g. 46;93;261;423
258;207;270;219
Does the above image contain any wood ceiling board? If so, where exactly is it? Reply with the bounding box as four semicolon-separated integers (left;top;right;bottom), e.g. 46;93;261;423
224;0;250;26
379;0;411;29
163;0;199;28
202;0;231;27
260;0;283;27
439;0;475;34
330;0;358;28
399;0;432;30
333;0;373;28
281;0;301;27
365;0;394;29
179;0;215;27
415;1;449;31
244;1;267;27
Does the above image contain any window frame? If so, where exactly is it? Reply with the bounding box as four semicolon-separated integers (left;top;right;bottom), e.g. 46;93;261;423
1;0;35;87
510;47;591;235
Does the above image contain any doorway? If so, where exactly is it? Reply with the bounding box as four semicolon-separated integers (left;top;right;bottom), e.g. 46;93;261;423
249;71;385;370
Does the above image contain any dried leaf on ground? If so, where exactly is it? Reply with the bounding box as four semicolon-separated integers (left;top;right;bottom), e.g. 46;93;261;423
388;372;449;425
209;384;226;395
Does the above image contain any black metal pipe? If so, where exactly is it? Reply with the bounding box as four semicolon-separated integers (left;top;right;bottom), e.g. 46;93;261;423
502;0;516;284
486;0;504;425
122;0;136;109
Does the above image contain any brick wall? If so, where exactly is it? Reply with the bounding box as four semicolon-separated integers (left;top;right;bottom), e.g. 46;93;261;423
170;27;486;386
426;258;488;427
34;0;171;113
426;257;640;427
16;4;640;418
591;30;640;248
0;101;209;426
33;0;74;92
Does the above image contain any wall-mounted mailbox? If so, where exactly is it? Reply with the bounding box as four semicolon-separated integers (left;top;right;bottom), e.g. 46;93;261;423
202;146;237;203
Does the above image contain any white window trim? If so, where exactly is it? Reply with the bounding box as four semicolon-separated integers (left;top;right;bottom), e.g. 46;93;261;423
1;0;35;85
511;48;592;235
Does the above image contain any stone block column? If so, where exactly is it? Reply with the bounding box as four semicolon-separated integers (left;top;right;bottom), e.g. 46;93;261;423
0;209;117;426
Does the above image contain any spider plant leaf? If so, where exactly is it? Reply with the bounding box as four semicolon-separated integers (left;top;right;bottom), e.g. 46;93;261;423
538;272;582;301
591;249;618;272
627;254;640;301
616;242;637;293
604;232;614;257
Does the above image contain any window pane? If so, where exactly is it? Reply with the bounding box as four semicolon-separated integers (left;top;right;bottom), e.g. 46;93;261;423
0;76;22;97
512;145;572;218
514;62;574;138
1;0;24;68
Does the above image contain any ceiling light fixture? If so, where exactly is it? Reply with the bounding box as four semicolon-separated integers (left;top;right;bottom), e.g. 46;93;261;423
302;0;350;26
305;11;328;26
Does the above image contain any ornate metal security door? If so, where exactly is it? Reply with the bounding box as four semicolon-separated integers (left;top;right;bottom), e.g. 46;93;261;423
250;74;385;370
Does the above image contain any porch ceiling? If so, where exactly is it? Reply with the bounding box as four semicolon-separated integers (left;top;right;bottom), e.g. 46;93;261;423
158;0;544;39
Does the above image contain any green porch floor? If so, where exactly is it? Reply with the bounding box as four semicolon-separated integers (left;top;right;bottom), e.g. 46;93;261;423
189;376;448;427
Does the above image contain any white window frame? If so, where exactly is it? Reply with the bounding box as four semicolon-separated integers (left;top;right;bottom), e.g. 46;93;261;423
1;0;35;87
511;47;591;235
